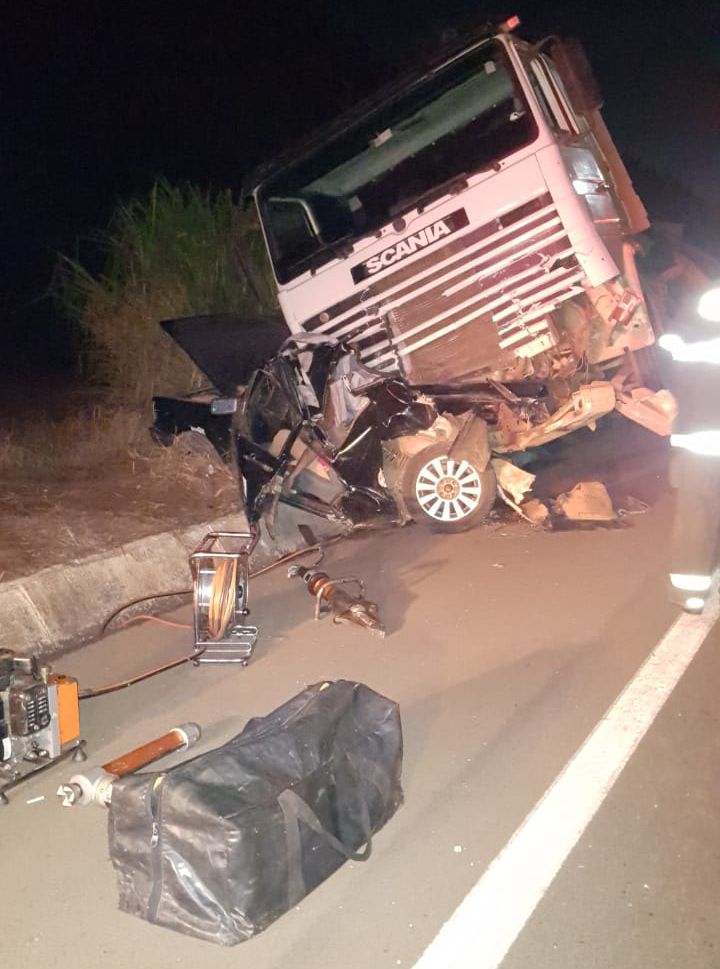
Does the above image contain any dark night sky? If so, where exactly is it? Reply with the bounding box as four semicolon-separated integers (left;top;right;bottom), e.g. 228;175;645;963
2;0;719;370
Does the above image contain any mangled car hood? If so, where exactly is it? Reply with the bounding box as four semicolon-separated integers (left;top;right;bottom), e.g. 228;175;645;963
161;314;289;394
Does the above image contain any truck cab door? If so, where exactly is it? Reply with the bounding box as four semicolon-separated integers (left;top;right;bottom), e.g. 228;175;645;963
527;55;628;266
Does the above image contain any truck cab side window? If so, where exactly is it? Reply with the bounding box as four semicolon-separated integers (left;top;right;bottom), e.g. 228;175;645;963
266;199;318;270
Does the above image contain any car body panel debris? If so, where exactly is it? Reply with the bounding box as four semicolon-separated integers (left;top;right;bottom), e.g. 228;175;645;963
552;481;616;522
492;458;536;504
614;388;677;437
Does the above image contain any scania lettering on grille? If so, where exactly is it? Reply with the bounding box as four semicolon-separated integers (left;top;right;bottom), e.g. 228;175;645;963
351;208;469;284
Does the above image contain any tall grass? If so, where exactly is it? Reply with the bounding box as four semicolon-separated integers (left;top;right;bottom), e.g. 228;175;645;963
0;408;148;478
55;179;276;407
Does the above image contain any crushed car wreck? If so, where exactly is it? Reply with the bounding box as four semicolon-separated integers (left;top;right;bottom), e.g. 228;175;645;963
155;318;497;533
153;18;677;538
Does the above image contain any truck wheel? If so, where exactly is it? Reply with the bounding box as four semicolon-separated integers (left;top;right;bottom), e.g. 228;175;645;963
402;444;496;533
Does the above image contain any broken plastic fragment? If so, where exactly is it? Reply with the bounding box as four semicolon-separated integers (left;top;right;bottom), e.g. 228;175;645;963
552;481;615;522
492;458;536;504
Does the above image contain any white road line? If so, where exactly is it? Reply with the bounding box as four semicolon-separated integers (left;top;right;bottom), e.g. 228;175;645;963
412;597;720;969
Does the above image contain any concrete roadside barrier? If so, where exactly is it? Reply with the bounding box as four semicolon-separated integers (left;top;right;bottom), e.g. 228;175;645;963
0;505;345;657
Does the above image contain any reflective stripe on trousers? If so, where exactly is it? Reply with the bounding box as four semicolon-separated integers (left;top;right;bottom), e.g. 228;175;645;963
669;573;713;592
671;431;720;456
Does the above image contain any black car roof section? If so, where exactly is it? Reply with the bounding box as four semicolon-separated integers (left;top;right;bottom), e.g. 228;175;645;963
244;22;500;196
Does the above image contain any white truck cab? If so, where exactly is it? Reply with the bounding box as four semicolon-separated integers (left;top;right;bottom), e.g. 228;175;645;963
249;18;673;451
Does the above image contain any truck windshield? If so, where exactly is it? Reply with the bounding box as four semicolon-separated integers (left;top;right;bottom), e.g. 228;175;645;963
258;41;537;284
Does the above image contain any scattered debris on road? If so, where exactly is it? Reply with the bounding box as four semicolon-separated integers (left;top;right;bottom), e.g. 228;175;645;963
493;460;623;530
617;495;651;517
552;481;617;523
492;458;536;506
522;498;551;526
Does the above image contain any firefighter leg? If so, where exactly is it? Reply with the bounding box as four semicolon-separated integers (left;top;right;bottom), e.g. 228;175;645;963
669;450;720;610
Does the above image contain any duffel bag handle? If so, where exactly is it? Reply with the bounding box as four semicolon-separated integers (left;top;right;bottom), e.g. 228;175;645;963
278;787;372;908
278;753;386;907
278;788;372;862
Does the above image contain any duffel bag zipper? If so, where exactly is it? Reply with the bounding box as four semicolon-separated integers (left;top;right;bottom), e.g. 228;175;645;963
243;682;333;742
146;773;167;921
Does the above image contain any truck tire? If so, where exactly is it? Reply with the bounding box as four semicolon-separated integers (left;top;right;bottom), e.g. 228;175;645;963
402;443;496;533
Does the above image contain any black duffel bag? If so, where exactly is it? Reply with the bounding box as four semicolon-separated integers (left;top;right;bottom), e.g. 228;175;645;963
108;680;403;944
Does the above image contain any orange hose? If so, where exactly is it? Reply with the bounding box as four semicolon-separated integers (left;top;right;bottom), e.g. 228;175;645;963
207;557;239;640
116;615;192;631
86;536;346;699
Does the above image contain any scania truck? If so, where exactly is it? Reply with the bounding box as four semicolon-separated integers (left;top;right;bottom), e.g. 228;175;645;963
248;16;674;455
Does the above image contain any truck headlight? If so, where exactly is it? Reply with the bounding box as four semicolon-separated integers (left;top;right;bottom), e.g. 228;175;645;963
697;286;720;323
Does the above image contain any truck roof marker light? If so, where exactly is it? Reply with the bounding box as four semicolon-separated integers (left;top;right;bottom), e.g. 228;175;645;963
499;15;521;33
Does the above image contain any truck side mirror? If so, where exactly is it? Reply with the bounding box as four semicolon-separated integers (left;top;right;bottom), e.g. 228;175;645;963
550;38;603;116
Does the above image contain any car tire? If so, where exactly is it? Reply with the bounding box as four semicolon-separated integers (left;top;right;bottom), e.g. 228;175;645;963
402;443;496;533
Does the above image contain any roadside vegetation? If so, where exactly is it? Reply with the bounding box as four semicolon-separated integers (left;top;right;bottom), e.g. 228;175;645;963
56;178;275;405
0;408;147;477
3;180;275;479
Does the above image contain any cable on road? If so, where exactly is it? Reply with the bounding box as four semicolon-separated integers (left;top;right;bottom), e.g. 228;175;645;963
81;539;339;699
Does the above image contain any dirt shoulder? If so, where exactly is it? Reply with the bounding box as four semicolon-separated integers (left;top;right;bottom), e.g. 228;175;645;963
0;434;240;583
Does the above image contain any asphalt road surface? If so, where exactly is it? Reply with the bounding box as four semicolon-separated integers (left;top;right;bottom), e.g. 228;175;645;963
5;424;720;968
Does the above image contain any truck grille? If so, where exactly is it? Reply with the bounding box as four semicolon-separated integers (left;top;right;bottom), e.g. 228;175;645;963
302;192;586;381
